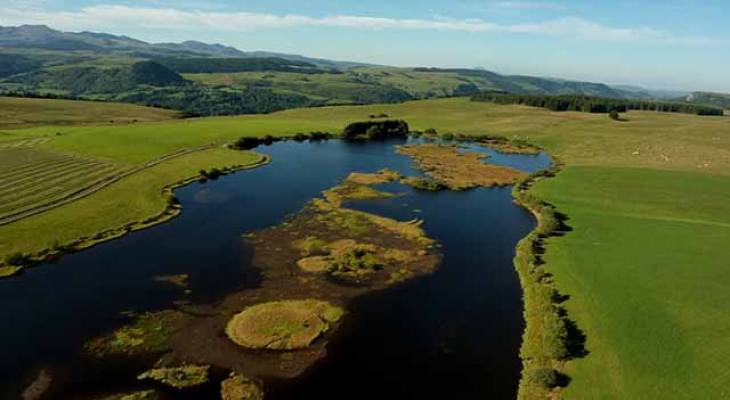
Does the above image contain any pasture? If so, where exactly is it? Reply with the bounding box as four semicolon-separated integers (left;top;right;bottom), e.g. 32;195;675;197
0;145;129;224
0;97;178;130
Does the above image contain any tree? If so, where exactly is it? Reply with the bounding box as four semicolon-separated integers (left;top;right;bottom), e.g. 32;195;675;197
609;109;620;121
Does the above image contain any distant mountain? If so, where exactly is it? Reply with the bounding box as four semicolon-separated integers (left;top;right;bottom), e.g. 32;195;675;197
1;23;719;117
415;68;639;99
611;85;690;100
155;41;247;57
677;92;730;109
0;25;374;67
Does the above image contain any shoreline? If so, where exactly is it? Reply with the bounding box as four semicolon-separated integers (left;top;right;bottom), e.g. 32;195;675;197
510;155;580;399
0;153;271;279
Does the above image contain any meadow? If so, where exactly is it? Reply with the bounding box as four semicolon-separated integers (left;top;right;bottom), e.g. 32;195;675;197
0;96;729;399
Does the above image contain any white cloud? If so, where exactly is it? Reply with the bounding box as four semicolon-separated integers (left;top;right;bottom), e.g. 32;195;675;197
0;4;717;45
492;1;565;10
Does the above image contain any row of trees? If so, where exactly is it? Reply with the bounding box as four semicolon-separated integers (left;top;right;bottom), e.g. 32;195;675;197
471;91;724;116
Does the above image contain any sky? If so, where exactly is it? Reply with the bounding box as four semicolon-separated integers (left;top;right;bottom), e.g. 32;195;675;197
1;0;728;92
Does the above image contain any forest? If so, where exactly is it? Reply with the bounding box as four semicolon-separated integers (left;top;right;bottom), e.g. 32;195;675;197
471;91;724;116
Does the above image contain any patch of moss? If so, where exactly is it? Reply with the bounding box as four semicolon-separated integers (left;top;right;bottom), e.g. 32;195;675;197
137;364;210;389
225;300;343;350
221;373;264;400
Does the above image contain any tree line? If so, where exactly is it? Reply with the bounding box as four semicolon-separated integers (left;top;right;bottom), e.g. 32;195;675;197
471;91;724;116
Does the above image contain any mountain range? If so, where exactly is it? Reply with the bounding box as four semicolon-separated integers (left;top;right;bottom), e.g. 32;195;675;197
0;24;725;116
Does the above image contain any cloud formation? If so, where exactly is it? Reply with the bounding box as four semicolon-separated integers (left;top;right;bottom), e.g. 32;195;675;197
492;1;565;10
0;4;717;45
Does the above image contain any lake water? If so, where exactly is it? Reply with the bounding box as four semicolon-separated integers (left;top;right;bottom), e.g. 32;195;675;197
0;138;550;399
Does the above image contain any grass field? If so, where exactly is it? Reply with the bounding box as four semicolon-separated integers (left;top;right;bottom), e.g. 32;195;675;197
0;145;129;223
0;97;178;130
532;167;730;399
0;96;729;399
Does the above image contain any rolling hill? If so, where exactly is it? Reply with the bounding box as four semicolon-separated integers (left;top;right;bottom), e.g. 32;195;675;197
0;24;704;117
677;92;730;109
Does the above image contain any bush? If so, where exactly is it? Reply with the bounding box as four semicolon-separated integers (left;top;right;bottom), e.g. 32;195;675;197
231;136;261;150
609;109;620;120
5;252;30;266
424;128;438;135
308;131;332;141
293;133;309;142
342;120;409;140
200;168;223;180
526;368;559;388
440;132;455;141
261;135;277;146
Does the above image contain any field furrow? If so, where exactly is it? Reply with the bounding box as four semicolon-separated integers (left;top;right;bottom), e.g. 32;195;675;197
0;166;125;217
0;159;109;194
0;146;129;221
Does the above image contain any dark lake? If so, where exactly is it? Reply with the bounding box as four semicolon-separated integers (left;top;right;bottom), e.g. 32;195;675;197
0;138;550;399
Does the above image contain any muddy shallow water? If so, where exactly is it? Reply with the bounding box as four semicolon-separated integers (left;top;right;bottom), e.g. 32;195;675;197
0;138;550;400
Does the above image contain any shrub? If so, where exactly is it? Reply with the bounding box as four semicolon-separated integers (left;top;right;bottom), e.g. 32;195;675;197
440;132;455;141
526;368;559;388
424;128;438;135
308;131;332;141
293;133;309;141
609;109;620;120
261;135;277;146
231;136;260;150
342;120;409;140
5;252;30;266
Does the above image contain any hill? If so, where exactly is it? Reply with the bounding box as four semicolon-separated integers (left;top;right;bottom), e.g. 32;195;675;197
677;91;730;110
0;24;710;116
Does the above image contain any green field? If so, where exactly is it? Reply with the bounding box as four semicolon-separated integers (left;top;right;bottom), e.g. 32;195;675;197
0;96;729;399
0;145;130;223
0;97;178;130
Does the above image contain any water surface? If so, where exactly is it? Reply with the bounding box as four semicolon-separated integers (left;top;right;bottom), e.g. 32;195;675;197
0;138;550;399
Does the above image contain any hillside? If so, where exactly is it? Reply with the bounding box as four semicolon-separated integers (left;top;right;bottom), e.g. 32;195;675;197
678;91;730;109
0;24;701;117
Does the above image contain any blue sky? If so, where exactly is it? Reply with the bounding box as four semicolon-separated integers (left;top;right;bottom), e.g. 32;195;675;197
2;0;729;92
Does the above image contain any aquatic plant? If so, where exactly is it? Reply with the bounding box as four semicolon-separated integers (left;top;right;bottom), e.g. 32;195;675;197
86;310;186;357
221;373;264;400
226;300;343;350
346;168;403;185
396;143;527;189
137;364;210;389
401;176;447;191
525;368;560;389
98;390;159;400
